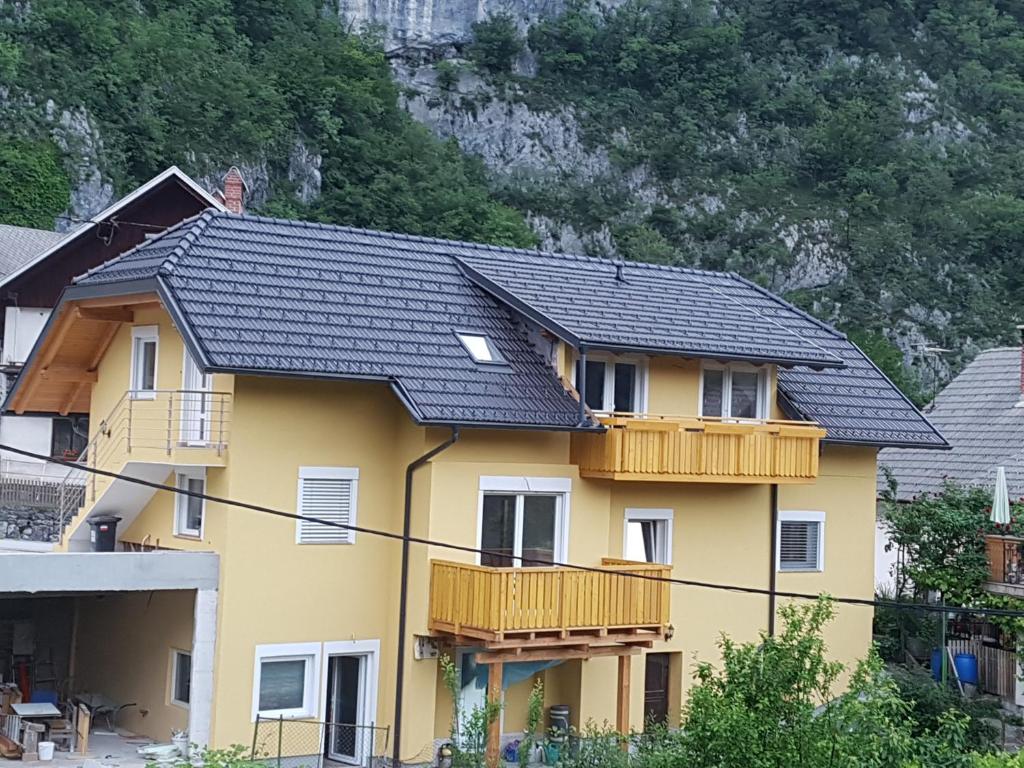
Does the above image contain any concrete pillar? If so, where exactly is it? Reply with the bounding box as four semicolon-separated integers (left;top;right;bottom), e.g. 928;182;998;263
189;587;218;747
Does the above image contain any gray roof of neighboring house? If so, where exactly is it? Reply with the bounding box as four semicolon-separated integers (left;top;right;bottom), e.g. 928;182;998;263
0;224;65;277
878;347;1024;499
63;210;946;443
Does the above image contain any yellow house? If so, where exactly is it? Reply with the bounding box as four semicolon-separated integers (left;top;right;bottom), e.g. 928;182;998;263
2;211;947;765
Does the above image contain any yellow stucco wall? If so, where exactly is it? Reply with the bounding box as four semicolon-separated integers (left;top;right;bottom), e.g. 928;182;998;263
77;307;876;755
74;590;194;740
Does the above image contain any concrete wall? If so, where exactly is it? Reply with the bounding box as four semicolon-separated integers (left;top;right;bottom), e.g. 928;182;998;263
74;590;194;741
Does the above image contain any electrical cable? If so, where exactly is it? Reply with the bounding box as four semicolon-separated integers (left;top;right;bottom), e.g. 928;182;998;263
3;441;1021;619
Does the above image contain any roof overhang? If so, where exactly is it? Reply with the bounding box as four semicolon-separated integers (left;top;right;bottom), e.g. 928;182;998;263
0;166;226;292
456;259;846;370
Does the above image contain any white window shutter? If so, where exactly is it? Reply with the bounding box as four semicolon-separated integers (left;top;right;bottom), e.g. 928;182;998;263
297;469;358;544
779;520;820;571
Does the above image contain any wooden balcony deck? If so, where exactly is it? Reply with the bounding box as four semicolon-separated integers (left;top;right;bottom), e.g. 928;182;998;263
571;414;826;483
428;558;671;658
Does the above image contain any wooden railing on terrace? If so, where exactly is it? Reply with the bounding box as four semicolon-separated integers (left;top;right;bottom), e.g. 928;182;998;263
428;558;671;641
571;414;826;483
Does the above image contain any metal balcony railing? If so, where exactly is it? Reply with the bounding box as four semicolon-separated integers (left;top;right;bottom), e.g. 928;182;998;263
571;413;826;483
55;389;231;540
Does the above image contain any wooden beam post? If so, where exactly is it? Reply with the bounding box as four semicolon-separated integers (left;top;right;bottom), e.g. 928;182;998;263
486;661;503;768
616;654;631;749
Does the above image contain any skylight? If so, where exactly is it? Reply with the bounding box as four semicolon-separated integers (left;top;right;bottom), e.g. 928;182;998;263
457;332;504;364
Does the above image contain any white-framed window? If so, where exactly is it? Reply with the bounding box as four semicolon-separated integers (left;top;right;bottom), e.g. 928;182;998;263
296;467;359;545
456;332;506;365
573;352;648;414
777;511;825;572
174;470;205;538
252;642;320;720
477;476;571;567
623;508;674;565
130;326;159;399
699;362;769;420
170;649;191;707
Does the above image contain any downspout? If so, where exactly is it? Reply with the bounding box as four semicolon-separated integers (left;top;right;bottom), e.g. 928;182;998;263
392;426;461;768
768;483;779;636
577;346;588;426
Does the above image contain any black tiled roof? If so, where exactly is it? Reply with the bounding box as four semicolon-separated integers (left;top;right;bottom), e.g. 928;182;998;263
73;211;946;446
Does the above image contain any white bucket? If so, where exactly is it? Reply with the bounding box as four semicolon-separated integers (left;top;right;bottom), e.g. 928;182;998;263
38;741;55;761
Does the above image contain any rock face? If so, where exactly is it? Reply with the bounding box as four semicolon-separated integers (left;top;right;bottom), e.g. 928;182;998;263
333;0;564;51
1;504;61;543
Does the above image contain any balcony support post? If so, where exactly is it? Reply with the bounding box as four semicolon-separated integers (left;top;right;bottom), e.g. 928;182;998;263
616;654;630;748
485;661;503;768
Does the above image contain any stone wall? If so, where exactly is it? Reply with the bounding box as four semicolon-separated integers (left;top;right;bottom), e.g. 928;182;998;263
1;504;61;542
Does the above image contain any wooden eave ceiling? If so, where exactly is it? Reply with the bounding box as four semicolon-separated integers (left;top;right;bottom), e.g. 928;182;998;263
10;293;161;416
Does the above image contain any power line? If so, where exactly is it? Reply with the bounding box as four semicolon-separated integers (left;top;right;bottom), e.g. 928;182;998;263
2;442;1020;619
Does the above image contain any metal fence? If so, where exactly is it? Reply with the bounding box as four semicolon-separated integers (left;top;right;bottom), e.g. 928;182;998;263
251;715;390;768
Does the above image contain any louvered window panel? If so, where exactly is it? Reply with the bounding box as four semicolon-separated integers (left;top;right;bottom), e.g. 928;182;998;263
779;520;820;571
298;475;356;544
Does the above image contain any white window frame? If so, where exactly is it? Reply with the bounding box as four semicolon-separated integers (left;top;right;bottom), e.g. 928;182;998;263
295;467;359;545
129;325;159;400
318;639;381;747
477;476;571;566
572;352;649;414
173;469;206;539
455;332;506;365
169;648;191;708
776;510;826;573
252;642;321;721
698;362;769;420
622;508;674;565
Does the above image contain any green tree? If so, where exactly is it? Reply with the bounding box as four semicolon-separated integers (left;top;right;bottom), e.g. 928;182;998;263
0;136;70;228
468;14;525;74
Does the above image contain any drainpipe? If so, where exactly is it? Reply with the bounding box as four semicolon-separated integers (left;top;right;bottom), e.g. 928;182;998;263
392;426;460;768
578;347;588;426
768;483;779;636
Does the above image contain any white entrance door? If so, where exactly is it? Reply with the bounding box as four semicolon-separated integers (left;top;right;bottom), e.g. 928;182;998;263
325;655;368;765
181;351;212;445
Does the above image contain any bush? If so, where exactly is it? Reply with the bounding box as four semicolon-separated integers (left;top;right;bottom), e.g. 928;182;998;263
468;14;524;74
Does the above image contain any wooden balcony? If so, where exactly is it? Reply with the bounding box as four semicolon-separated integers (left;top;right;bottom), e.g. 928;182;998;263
428;558;670;658
571;414;826;483
985;535;1024;597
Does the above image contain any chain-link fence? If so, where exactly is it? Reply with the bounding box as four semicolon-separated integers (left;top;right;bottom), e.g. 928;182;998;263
251;715;390;768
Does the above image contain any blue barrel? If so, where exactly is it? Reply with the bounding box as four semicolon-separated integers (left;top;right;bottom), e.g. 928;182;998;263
954;653;979;685
931;648;943;681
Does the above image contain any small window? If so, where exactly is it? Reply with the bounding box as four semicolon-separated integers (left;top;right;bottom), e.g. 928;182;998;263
174;471;205;538
574;354;646;414
50;416;88;460
296;467;359;544
701;364;768;420
457;332;505;364
623;508;673;565
130;326;159;399
777;512;825;572
171;649;191;707
252;643;319;720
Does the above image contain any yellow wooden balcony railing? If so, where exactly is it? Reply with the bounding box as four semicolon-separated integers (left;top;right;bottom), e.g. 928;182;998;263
428;558;671;641
570;414;826;483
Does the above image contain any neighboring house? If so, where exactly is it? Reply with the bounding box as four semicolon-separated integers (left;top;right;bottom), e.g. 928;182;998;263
878;344;1024;593
0;167;224;495
1;212;945;762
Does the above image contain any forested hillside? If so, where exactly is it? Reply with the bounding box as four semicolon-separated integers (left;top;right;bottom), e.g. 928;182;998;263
1;0;1023;396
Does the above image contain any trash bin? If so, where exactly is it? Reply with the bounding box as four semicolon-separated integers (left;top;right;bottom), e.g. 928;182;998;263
88;515;121;552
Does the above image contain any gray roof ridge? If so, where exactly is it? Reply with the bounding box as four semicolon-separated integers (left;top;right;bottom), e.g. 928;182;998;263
158;210;217;276
210;210;739;279
728;272;847;341
973;346;1022;355
73;210;213;284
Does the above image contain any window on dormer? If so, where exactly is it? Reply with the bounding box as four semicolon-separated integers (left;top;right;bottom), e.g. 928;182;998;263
574;354;646;414
700;363;768;420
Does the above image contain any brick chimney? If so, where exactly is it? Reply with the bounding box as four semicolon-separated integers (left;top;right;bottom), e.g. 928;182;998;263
222;166;246;214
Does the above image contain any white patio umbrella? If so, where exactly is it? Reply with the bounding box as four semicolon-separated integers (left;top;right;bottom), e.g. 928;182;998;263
991;466;1011;525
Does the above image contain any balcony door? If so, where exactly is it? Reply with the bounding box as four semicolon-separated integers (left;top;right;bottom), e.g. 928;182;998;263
181;350;212;445
479;492;566;568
